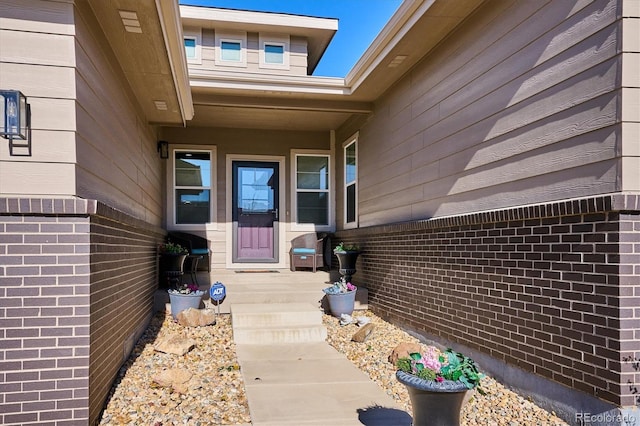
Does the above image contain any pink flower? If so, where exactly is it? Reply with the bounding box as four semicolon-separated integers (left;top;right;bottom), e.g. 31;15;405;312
436;377;444;382
346;283;356;291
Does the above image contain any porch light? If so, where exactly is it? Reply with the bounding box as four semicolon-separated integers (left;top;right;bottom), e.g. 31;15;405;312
157;140;169;159
1;90;32;156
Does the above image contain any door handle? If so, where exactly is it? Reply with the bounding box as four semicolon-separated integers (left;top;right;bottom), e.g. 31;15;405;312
274;208;279;220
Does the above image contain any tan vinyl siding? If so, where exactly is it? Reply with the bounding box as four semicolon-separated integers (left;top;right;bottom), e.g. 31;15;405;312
73;2;163;226
0;1;76;192
290;35;309;74
621;5;640;191
192;28;308;76
348;0;626;228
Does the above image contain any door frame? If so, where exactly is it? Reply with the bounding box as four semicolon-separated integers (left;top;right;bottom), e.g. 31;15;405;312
226;154;286;269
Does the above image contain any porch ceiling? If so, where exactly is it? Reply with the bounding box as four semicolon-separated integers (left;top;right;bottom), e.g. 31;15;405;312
189;91;373;131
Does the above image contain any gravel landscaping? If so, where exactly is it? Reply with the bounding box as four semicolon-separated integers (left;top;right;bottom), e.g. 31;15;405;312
98;310;568;425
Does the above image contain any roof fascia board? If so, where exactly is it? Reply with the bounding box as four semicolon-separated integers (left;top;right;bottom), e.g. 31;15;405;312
345;0;435;92
180;5;338;32
190;73;349;96
192;94;372;114
157;0;194;124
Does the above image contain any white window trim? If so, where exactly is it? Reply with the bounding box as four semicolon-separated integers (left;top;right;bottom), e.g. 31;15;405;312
259;33;290;70
343;134;358;229
291;149;334;232
167;145;217;231
183;28;202;65
215;30;247;67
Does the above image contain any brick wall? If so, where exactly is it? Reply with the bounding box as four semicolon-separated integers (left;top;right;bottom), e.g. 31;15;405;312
335;194;640;408
0;197;164;425
88;204;164;424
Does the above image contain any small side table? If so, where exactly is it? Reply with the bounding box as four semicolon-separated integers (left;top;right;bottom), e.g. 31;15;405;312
185;255;203;285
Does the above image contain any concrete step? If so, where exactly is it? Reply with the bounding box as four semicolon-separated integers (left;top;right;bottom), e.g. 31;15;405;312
231;302;327;344
231;303;322;328
233;324;328;344
152;270;369;315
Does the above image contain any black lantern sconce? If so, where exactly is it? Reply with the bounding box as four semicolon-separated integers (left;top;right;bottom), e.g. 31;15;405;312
1;90;32;156
157;140;169;159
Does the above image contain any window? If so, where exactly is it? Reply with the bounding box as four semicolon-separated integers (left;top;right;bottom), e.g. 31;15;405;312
344;138;357;226
173;150;214;226
221;40;241;61
215;31;247;67
264;44;284;64
259;34;290;70
183;28;201;64
184;38;196;59
295;154;329;226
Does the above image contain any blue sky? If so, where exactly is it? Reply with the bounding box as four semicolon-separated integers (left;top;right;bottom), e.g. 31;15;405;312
179;0;403;77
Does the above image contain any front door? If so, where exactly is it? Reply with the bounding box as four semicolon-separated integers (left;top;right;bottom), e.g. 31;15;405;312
232;161;279;263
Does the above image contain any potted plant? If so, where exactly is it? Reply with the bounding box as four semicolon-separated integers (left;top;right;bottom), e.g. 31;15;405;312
323;277;357;318
333;242;360;282
168;282;204;320
392;343;486;426
159;242;188;289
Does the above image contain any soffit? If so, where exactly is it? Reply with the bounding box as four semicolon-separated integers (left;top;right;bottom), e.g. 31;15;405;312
86;0;192;126
346;0;486;101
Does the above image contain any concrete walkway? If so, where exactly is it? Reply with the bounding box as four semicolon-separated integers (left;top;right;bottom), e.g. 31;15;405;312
225;270;412;426
158;269;412;425
235;340;412;425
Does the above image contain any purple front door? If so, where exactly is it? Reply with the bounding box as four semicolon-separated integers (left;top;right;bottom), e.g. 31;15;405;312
232;161;279;263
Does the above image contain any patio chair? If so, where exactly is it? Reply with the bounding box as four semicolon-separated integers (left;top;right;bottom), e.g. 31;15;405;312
289;233;328;272
167;231;211;272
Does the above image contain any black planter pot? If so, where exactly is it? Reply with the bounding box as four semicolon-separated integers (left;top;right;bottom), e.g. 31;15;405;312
159;253;187;289
334;250;360;282
395;370;469;426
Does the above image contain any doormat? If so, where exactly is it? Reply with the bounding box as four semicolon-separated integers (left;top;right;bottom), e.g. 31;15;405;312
234;270;280;273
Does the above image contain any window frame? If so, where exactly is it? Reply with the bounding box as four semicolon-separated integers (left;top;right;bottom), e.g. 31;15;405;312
183;28;202;65
291;149;333;232
168;146;217;231
215;31;247;68
343;135;358;229
259;33;290;70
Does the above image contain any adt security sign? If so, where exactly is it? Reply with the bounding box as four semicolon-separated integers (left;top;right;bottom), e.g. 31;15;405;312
210;282;226;302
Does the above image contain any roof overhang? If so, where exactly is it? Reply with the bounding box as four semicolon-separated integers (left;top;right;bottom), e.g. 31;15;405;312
87;0;193;126
179;5;338;74
182;0;486;132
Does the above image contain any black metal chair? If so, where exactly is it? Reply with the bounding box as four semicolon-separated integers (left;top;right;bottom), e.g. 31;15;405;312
167;231;211;273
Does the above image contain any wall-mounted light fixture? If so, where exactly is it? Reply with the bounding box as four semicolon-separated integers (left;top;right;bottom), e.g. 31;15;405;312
157;140;169;159
1;90;32;156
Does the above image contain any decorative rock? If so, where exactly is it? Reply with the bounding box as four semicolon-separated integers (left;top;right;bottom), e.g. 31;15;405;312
388;342;423;365
152;368;193;394
356;316;371;326
351;323;375;342
176;308;217;327
154;335;196;356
